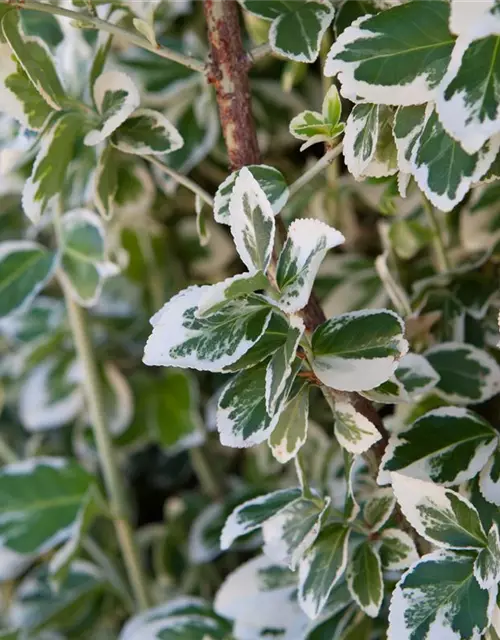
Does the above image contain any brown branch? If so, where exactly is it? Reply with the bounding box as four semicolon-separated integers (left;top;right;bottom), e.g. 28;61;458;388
202;0;388;447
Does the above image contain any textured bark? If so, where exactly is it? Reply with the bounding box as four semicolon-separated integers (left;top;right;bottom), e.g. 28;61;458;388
202;0;388;444
203;0;260;170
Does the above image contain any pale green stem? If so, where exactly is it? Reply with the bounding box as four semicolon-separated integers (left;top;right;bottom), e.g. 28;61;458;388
422;197;450;273
250;42;272;63
83;537;134;612
146;156;214;208
288;144;344;198
61;285;150;610
137;231;165;313
0;0;205;73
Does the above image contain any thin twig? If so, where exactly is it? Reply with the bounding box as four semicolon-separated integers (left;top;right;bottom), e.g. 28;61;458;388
146;156;214;208
0;0;205;73
288;144;344;198
249;42;272;63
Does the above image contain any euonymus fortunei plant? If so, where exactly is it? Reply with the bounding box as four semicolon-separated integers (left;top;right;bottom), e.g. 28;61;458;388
2;0;500;639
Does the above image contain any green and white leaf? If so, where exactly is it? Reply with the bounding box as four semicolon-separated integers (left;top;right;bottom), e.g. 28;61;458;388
214;164;289;224
19;355;83;431
393;104;428;178
437;7;500;154
391;473;487;550
143;287;272;371
379;528;419;571
298;523;350;619
388;551;495;640
265;317;304;415
93;145;118;219
23;113;81;223
269;382;310;464
84;71;140;146
479;449;500;506
2;10;66;110
379;407;498;486
220;487;301;550
289;87;344;150
270;0;334;63
276;218;345;313
334;400;382;454
217;359;299;448
343;103;379;179
343;449;361;522
426;342;500;405
474;523;500;590
197;271;269;317
0;241;57;319
0;43;53;130
325;2;455;105
363;488;395;532
312;309;408;391
112;107;183;156
361;376;410;405
347;542;383;618
59;209;118;307
449;0;494;37
409;107;500;212
262;496;330;570
0;458;95;555
229;166;275;273
322;84;343;127
394;352;440;398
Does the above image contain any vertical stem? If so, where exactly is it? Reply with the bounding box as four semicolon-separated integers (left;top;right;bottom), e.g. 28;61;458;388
422;197;449;273
203;0;260;170
62;288;150;611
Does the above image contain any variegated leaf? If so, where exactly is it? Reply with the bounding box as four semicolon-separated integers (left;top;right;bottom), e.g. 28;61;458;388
391;473;487;550
379;408;497;486
84;71;140;146
394;352;440;398
143;288;272;371
220;488;301;550
474;523;500;590
312;309;408;392
334;400;382;454
276;219;345;313
229;167;275;273
379;528;419;571
389;551;494;640
363;488;395;532
347;542;383;618
197;271;269;317
269;382;310;464
112;107;183;156
262;496;330;570
480;449;500;506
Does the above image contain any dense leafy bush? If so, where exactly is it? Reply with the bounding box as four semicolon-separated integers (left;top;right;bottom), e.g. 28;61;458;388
1;0;500;638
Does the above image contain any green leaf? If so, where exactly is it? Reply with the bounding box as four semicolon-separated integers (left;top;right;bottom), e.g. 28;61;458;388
276;219;345;313
347;542;383;618
343;449;360;523
0;241;57;319
84;70;140;146
333;399;382;454
394;352;440;398
0;458;95;554
143;288;273;371
379;528;419;571
298;523;350;619
290;110;331;140
214;164;289;224
241;0;335;63
363;488;395;532
265;318;304;415
426;342;500;405
220;487;301;550
322;84;343;127
197;271;269;317
0;43;54;130
11;561;103;634
217;359;300;448
59;209;118;307
113;107;183;156
380;407;498;486
93;145;118;219
228;167;275;273
23;112;82;223
2;10;66;110
389;551;493;640
311;309;408;391
410;107;498;212
474;523;500;589
393;104;428;186
269;382;310;464
437;7;500;154
391;473;487;550
262;495;330;570
325;1;455;105
334;0;377;38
